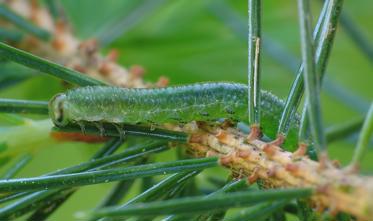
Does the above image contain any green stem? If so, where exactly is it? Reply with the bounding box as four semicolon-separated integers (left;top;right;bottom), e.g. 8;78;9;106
248;0;261;126
351;103;373;166
0;4;50;40
0;42;105;86
0;98;48;115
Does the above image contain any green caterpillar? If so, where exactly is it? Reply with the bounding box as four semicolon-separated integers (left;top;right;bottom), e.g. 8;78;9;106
49;83;299;149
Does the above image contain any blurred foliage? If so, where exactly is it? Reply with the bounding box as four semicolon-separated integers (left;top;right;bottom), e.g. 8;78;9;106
0;0;372;220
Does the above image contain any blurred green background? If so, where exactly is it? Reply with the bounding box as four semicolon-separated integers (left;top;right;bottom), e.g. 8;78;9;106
0;0;372;220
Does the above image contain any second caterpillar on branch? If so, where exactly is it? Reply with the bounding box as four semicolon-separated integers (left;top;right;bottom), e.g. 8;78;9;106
49;83;299;149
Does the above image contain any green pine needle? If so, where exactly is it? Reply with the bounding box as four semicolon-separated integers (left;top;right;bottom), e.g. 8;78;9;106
297;0;326;152
351;103;373;166
0;98;48;115
248;0;262;126
0;157;218;193
0;4;50;40
0;42;105;86
83;188;312;219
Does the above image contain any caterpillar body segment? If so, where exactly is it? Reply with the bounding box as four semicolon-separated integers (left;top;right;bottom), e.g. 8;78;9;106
49;83;299;149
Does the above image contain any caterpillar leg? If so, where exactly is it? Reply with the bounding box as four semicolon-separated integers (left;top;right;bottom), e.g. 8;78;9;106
77;121;86;135
113;123;126;141
270;134;285;146
149;122;160;131
94;122;105;137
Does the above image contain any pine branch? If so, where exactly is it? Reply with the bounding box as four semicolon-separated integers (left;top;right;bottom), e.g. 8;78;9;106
1;1;372;220
185;123;373;220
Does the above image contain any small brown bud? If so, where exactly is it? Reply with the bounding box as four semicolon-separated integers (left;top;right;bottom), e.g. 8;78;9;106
237;149;251;159
219;154;233;166
270;134;285;146
267;166;278;177
215;130;228;143
263;144;277;157
220;120;235;129
156;76;169;87
52;37;65;51
285;163;299;175
293;143;308;158
248;167;259;184
247;124;261;141
129;65;145;78
318;152;331;170
316;183;330;195
55;19;68;34
188;133;203;143
30;0;39;23
206;150;219;157
98;62;113;76
332;160;341;168
106;49;119;62
79;39;98;56
73;64;87;74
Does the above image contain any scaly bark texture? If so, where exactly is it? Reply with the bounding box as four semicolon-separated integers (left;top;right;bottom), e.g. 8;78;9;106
3;0;373;220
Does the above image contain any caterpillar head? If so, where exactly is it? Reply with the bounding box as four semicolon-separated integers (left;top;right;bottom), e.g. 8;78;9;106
49;93;69;127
